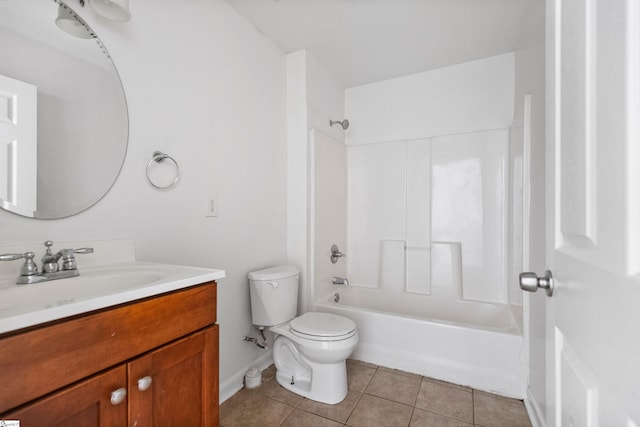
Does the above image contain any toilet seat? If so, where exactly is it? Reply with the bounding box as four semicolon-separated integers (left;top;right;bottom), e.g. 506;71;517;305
290;312;356;341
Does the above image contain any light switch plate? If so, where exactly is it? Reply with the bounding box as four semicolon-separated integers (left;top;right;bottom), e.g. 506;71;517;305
206;194;218;217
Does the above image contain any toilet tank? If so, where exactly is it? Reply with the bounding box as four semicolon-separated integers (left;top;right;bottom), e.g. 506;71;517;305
248;265;299;327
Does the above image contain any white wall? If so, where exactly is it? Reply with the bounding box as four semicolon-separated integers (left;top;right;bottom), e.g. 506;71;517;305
286;50;346;311
345;53;514;145
512;0;547;424
0;0;287;402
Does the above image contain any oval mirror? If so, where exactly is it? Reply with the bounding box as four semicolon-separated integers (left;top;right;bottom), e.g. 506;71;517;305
0;0;128;219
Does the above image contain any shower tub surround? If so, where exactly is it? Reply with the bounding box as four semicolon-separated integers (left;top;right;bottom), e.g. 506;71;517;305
310;53;526;398
311;129;527;398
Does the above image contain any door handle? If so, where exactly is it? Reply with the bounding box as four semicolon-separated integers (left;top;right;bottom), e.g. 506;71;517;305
519;270;554;297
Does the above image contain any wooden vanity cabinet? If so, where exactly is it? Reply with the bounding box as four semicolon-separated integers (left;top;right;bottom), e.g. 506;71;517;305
0;282;219;426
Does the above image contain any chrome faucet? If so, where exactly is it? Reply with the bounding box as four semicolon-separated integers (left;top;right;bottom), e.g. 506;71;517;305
0;241;94;285
332;276;350;286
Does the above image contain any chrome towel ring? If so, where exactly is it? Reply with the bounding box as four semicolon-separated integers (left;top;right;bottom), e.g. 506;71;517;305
146;151;180;189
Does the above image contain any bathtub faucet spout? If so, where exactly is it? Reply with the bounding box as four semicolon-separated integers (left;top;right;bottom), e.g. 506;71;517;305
332;276;350;286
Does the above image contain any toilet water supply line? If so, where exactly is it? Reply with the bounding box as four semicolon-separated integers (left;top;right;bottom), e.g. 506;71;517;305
244;326;268;349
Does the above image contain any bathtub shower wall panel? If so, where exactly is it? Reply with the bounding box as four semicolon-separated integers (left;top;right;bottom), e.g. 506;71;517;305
509;124;525;306
405;139;431;294
347;131;508;303
431;129;509;303
311;130;347;300
347;141;407;289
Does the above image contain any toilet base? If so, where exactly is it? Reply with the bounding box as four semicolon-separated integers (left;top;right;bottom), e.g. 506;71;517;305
274;358;348;405
272;335;349;404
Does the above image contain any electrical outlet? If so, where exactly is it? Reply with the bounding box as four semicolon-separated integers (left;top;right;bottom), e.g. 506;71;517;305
206;194;218;217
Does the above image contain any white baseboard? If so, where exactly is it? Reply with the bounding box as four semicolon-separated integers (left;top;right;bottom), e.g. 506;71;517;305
219;352;274;404
525;388;546;427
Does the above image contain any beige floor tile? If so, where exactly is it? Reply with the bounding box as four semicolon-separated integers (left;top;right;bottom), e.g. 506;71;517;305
262;364;277;382
347;358;379;370
473;391;531;427
219;386;259;420
261;378;305;407
410;407;473;427
346;394;413;427
221;365;533;427
220;394;294;427
281;409;345;427
347;361;377;392
365;369;421;406
297;389;362;423
414;378;473;424
379;365;423;380
425;377;473;393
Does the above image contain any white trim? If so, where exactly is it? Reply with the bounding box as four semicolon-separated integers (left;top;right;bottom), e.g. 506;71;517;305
219;352;274;404
525;387;547;427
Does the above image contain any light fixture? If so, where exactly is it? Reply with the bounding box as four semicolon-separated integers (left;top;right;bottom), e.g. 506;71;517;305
88;0;131;22
55;4;93;39
55;0;130;39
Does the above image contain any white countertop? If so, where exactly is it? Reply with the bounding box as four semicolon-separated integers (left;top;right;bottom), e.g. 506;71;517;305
0;240;225;335
0;261;225;335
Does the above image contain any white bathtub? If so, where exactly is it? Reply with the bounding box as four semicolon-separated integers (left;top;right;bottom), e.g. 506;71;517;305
314;287;527;398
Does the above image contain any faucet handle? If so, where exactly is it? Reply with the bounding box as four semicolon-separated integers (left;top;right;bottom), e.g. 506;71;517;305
330;244;345;264
74;248;94;255
59;247;94;271
0;252;38;276
0;253;25;262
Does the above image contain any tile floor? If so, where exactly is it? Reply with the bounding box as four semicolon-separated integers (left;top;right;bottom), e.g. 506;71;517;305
220;360;532;427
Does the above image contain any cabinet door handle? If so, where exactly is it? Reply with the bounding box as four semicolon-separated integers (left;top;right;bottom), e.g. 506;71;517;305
137;375;153;391
110;387;127;405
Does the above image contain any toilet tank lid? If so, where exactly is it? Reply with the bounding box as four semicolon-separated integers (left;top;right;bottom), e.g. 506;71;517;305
248;265;299;281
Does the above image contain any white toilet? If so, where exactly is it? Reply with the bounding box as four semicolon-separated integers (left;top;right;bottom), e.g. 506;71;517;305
248;265;358;404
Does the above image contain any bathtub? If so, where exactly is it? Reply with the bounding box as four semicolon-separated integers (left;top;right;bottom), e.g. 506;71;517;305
314;287;527;398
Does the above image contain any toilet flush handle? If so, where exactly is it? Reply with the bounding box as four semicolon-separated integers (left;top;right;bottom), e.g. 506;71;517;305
267;280;279;288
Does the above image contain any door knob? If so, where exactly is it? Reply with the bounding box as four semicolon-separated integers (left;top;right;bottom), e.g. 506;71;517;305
519;270;554;297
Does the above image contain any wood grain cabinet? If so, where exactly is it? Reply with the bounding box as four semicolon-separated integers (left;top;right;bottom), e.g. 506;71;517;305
0;282;219;426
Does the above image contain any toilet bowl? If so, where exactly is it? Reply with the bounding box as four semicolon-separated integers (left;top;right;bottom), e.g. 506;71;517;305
248;266;358;404
270;312;358;404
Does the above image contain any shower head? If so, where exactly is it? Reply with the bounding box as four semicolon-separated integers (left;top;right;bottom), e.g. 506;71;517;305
329;119;350;130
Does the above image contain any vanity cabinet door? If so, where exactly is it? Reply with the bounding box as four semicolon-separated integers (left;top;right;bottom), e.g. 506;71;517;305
128;325;219;427
4;365;127;426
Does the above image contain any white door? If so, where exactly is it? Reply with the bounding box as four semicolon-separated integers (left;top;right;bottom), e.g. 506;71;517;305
543;0;640;424
0;73;37;217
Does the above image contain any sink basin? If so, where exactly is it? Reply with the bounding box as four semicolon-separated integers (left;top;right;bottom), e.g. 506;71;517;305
0;261;225;334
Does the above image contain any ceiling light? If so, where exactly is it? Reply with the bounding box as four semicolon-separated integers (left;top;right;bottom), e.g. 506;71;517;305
88;0;131;22
55;4;93;39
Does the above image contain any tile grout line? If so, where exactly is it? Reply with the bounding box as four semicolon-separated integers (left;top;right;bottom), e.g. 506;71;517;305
472;388;476;425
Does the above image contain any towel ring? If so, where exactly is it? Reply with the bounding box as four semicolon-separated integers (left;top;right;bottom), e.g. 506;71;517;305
146;151;180;189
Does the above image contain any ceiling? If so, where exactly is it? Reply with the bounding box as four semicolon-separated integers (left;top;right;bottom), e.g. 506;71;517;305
225;0;532;88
